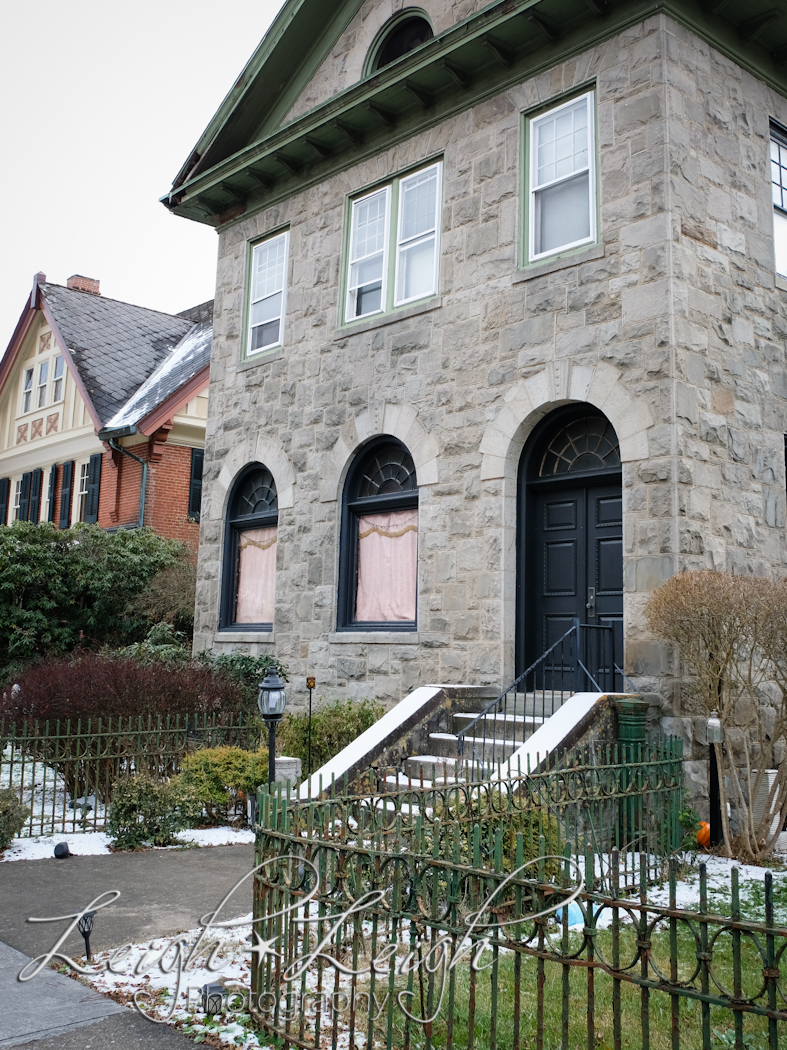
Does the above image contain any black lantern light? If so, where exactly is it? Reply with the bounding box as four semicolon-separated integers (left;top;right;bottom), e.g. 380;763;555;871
257;669;287;788
201;982;225;1015
77;910;96;961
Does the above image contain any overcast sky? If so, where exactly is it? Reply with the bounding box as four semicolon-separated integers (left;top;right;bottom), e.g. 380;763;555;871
0;1;286;349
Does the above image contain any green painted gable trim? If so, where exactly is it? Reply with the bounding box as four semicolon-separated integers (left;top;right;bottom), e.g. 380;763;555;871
172;0;366;190
164;0;787;228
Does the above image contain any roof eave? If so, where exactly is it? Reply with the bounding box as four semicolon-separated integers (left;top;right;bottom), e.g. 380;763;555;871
136;365;210;436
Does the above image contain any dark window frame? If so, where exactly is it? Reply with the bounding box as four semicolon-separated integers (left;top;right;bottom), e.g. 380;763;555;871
219;463;278;632
337;437;419;632
189;449;204;522
0;478;10;525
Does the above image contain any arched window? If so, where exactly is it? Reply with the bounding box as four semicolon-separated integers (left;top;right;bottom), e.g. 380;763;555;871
338;439;418;629
220;464;278;630
536;414;620;478
367;13;433;74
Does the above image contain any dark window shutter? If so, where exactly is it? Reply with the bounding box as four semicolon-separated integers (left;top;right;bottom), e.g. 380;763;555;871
59;460;74;529
47;464;57;522
19;472;32;522
0;478;9;525
29;468;43;524
85;453;103;524
188;448;204;522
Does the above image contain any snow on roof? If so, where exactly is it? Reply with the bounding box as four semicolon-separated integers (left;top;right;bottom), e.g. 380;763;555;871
103;319;212;431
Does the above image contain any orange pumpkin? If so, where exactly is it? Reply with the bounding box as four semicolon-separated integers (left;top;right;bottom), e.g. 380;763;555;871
696;821;710;847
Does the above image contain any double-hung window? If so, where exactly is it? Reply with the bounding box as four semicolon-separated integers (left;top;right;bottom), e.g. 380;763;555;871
345;161;442;322
528;92;596;262
771;123;787;277
52;356;64;402
247;230;289;355
37;361;48;408
21;369;33;413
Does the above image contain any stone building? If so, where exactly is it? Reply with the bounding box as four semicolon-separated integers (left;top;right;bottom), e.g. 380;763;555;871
164;0;787;777
0;273;211;546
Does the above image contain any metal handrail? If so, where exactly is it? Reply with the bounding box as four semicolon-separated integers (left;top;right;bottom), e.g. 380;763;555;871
455;620;618;772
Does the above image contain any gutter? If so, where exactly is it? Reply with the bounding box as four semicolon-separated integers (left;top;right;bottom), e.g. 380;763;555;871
99;429;147;530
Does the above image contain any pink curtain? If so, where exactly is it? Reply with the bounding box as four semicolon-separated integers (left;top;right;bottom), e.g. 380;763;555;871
355;510;417;622
235;526;277;623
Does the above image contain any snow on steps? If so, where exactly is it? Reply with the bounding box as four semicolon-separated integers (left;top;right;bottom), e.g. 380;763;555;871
300;685;639;798
297;684;496;800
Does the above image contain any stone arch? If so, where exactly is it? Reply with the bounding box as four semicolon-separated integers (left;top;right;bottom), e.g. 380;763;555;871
479;361;653;480
211;431;296;522
319;400;439;503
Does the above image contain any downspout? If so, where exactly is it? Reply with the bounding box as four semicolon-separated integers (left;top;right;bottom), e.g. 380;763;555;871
107;438;147;530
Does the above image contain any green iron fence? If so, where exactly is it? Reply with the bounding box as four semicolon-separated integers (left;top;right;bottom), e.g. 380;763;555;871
247;741;786;1050
0;712;259;836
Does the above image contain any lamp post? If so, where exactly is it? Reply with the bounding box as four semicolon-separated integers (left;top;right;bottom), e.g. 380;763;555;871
306;676;315;779
77;910;96;962
258;670;287;788
706;710;725;847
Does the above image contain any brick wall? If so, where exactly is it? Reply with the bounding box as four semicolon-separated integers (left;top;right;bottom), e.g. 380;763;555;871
96;441;198;548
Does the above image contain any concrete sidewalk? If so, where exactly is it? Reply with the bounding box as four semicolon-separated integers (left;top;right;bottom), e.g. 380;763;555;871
0;845;257;1047
0;844;256;958
0;940;194;1047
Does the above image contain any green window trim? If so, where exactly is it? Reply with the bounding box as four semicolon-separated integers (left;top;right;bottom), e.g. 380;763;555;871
340;158;443;329
520;85;600;271
241;226;291;364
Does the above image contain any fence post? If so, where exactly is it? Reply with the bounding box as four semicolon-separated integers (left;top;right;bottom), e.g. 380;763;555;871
573;619;580;695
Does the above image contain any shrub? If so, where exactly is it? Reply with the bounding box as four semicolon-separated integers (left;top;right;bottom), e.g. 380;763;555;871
107;773;203;849
196;652;289;719
118;622;192;664
278;696;384;775
646;570;787;863
0;521;188;676
0;650;245;724
127;557;197;639
0;788;30;849
178;745;269;823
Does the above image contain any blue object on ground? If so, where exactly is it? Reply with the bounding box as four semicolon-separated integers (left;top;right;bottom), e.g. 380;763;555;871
554;902;583;926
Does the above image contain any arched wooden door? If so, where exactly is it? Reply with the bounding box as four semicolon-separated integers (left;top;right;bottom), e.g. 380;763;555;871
518;408;623;688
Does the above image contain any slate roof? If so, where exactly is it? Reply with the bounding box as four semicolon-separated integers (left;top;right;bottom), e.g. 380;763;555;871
104;314;213;431
41;283;197;426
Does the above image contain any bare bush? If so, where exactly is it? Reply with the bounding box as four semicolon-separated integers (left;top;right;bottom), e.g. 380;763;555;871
646;571;787;862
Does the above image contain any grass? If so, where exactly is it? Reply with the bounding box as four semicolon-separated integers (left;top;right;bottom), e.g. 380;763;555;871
316;921;781;1050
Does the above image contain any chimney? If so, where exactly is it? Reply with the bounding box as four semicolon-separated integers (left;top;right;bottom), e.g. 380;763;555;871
67;274;100;295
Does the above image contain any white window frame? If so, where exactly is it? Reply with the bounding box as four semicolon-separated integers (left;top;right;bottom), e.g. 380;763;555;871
52;356;64;403
37;361;49;409
21;368;33;414
771;124;787;278
346;185;391;322
74;462;89;523
345;161;443;324
247;230;289;357
528;91;596;264
393;162;442;308
13;480;21;520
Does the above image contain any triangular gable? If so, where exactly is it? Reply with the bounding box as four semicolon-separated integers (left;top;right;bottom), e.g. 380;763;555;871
173;0;365;189
0;304;97;453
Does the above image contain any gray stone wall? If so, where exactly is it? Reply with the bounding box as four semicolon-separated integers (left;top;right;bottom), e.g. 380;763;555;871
197;12;787;751
283;0;490;126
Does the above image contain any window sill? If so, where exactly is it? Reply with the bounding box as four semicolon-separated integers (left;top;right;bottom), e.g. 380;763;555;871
238;346;285;371
775;273;787;292
215;630;276;644
328;631;419;644
513;242;604;284
334;297;441;340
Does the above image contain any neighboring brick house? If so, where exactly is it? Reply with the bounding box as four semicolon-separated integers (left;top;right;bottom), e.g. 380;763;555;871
163;0;787;751
0;273;211;547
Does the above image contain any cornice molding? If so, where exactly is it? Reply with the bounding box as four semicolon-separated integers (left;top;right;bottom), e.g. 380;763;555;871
163;0;787;229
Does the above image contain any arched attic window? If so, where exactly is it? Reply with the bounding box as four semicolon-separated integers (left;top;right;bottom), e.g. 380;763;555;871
367;12;434;74
338;439;419;629
220;464;278;630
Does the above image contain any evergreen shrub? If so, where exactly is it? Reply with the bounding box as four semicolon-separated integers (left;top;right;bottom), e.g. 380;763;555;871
107;773;203;849
0;788;29;849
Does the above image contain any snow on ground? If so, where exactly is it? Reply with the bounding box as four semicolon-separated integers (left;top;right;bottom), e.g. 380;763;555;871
1;826;254;862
